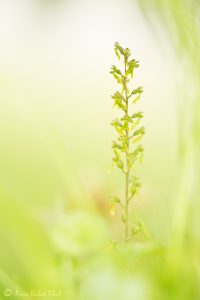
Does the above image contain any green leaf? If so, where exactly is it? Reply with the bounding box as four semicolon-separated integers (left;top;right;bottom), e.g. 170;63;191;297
114;42;125;57
111;118;122;127
132;94;141;104
131;187;137;196
110;65;122;75
113;97;126;111
131;222;142;236
112;148;120;162
121;115;133;123
133;135;143;144
125;59;140;77
133;126;145;136
132;112;143;119
111;91;125;102
124;48;131;59
110;195;121;204
130;87;143;103
130;176;141;196
115;49;120;60
113;73;122;84
132;118;141;130
112;141;122;150
116;160;124;169
131;86;143;95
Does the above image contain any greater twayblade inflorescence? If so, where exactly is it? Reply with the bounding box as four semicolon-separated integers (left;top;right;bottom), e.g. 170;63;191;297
110;42;145;242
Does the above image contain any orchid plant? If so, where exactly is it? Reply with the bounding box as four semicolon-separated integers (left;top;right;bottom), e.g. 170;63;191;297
110;42;145;242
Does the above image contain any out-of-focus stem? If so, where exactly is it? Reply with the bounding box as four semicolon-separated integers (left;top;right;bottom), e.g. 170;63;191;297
124;58;130;242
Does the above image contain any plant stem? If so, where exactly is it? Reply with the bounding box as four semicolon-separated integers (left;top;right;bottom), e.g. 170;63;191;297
124;58;130;242
110;43;144;243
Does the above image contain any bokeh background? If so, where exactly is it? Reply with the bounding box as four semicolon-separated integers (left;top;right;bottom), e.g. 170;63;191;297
0;0;199;299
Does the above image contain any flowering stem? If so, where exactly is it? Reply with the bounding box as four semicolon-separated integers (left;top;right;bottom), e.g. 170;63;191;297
110;42;144;242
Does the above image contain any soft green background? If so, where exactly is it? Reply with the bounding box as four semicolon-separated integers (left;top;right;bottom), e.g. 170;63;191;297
0;0;199;299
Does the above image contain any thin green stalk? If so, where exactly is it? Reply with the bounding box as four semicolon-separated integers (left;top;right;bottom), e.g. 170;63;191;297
124;58;130;242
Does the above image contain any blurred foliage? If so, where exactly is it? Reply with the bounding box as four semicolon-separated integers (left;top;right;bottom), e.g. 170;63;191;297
137;0;200;298
0;0;200;299
138;0;200;245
